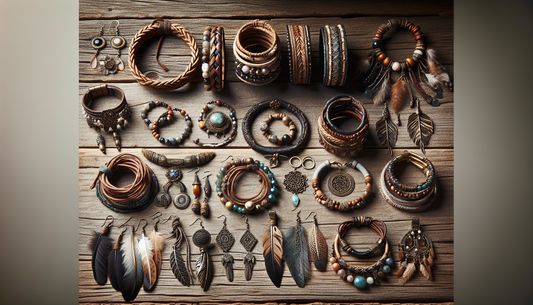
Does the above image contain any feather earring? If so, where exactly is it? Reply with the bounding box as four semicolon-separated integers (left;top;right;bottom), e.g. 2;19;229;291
108;217;132;291
397;218;436;285
240;215;258;281
283;209;310;288
120;224;143;302
169;217;193;287
89;215;114;285
215;215;235;282
375;102;399;156
137;219;157;292
190;218;213;291
305;212;328;272
148;214;166;289
365;68;391;105
391;71;408;113
407;97;434;154
262;210;284;288
424;48;453;92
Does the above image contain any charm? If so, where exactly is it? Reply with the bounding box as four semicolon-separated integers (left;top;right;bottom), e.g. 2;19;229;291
96;134;106;154
110;20;126;71
190;218;213;291
169;217;193;287
283;156;311;207
328;166;355;197
155;167;190;209
189;168;206;215
375;102;398;156
397;218;435;285
216;215;235;282
201;173;211;217
240;215;257;281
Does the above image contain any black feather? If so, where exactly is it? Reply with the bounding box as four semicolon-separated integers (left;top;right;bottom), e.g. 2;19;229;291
89;229;112;285
108;249;124;291
120;231;143;302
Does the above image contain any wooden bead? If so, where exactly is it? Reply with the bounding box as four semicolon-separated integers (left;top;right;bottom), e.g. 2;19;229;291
332;263;340;271
215;100;222;106
282;116;290;125
374;32;382;39
377;53;386;62
405;57;415;67
383;57;391;67
330;257;337;264
198;121;206;129
203;105;209;112
180;110;186;115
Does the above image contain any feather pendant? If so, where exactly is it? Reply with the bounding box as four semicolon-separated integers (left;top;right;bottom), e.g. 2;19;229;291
407;101;434;154
196;249;213;291
307;216;328;272
426;48;453;91
121;228;143;302
169;217;193;286
222;253;234;282
419;262;430;279
149;229;165;277
262;210;284;288
391;76;407;113
244;252;255;281
283;216;310;288
398;262;416;285
423;257;433;280
424;73;440;88
376;102;398;156
108;232;125;291
398;248;404;261
373;70;390;105
89;226;112;285
138;232;157;291
428;251;435;267
396;266;405;277
355;52;375;85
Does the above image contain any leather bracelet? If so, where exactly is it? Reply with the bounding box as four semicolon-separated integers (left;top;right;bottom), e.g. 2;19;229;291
319;25;348;86
81;84;130;153
337;217;386;258
209;26;225;91
378;150;437;212
242;99;309;156
286;25;311;85
128;19;199;91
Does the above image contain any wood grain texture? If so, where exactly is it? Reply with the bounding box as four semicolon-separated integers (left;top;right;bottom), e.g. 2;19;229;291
80;0;454;303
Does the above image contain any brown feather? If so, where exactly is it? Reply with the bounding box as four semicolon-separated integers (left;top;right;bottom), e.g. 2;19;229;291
423;257;433;280
149;229;165;277
396;266;405;277
307;221;328;272
398;248;404;261
399;262;416;285
262;211;284;287
373;72;390;105
427;254;434;267
391;78;407;113
430;246;435;258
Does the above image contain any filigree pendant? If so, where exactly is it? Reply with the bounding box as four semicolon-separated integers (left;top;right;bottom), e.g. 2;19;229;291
284;169;308;207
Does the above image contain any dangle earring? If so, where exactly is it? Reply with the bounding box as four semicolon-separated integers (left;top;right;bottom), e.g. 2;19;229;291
240;215;257;281
89;215;114;285
283;156;313;207
109;20;126;71
201;172;211;217
156;167;190;209
305;212;328;272
190;218;213;291
190;168;203;215
135;219;157;292
216;215;235;282
148;213;166;289
108;217;131;292
169;216;193;287
120;223;143;302
90;22;106;69
283;208;310;288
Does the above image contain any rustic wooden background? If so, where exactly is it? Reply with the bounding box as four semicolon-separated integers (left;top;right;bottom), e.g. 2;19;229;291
79;1;453;304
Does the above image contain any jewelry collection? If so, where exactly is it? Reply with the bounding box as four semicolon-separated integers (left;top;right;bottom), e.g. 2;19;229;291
84;17;450;294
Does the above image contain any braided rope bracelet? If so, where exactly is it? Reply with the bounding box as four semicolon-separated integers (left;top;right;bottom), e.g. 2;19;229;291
337;217;387;258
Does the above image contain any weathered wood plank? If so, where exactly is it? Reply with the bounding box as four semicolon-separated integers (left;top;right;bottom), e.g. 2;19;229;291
79;16;453;83
79;0;453;20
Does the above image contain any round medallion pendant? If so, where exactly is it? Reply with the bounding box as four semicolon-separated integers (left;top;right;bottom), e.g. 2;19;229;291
111;36;126;49
328;171;355;197
155;191;171;208
174;193;191;209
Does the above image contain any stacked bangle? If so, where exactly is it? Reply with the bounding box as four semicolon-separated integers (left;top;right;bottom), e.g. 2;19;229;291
194;99;237;147
81;84;130;153
216;157;278;214
338;217;386;258
331;217;393;289
140;101;192;146
90;153;158;213
201;26;212;90
319;25;348;86
318;94;369;157
312;160;372;211
243;99;309;156
379;150;437;212
260;113;296;145
210;26;225;91
234;20;281;85
286;25;311;85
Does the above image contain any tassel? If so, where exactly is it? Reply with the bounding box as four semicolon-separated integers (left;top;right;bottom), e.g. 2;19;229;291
139;231;156;291
108;230;125;291
283;211;310;288
262;210;284;288
373;71;390;105
89;223;112;285
307;212;328;272
121;227;143;302
426;48;453;91
398;262;416;285
169;217;193;287
391;76;407;113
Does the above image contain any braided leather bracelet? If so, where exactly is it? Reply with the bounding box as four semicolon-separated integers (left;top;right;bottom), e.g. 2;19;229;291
242;99;309;156
319;25;348;86
286;25;311;85
338;217;387;258
210;26;225;91
128;19;199;91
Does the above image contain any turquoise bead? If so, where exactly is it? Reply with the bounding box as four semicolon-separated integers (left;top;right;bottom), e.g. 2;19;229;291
232;204;238;211
422;183;427;189
386;257;394;266
215;179;222;187
216;187;221;192
270;187;278;195
271;179;278;187
260;163;264;168
364;89;373;99
268;194;276;202
354;276;367;289
393;157;398;163
209;112;224;125
263;166;269;173
382;265;391;273
417;185;422;191
217;172;224;179
292;194;300;207
427;179;432;186
220;167;227;174
268;172;274;179
429;175;435;180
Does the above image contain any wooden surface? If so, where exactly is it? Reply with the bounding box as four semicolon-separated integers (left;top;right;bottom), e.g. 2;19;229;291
79;1;454;304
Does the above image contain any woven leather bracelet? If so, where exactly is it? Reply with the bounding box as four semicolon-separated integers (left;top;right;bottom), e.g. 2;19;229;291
128;19;199;91
209;26;225;91
242;99;309;156
319;25;348;86
338;217;387;258
286;25;311;85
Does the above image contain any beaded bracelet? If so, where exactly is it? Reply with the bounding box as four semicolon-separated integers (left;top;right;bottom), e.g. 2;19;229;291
319;25;348;86
337;217;386;258
378;150;437;212
140;101;192;146
216;157;278;214
259;113;296;145
234;20;281;86
317;94;369;157
330;217;393;289
312;160;372;212
129;19;199;91
193;99;237;148
81;84;131;154
243;99;309;158
90;153;158;213
286;25;311;85
210;26;225;91
201;26;212;90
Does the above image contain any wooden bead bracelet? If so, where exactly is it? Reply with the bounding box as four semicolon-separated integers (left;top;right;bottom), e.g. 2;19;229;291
128;19;199;91
319;25;348;86
312;160;372;212
378;150;437;212
140;101;192;146
259;113;296;145
331;217;393;289
194;99;237;148
286;25;311;85
216;157;278;214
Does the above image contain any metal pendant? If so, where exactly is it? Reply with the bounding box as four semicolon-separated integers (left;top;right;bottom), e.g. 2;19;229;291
398;218;435;283
155;168;191;209
216;216;235;282
240;215;257;281
328;169;355;197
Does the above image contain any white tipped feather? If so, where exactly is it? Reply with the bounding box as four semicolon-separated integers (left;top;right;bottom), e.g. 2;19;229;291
138;233;157;291
426;48;437;62
419;262;430;279
120;231;143;302
425;73;440;87
399;262;416;285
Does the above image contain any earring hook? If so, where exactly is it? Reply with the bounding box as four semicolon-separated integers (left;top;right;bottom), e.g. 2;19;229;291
119;227;128;235
241;215;249;229
134;219;148;233
305;211;317;220
108;20;120;34
101;215;114;227
217;214;227;226
221;155;233;163
117;216;132;228
95;21;105;34
188;167;200;173
160;215;175;224
151;211;162;219
189;218;204;229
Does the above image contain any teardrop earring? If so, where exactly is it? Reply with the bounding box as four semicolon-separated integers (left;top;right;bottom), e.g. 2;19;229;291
109;20;126;71
90;22;106;69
